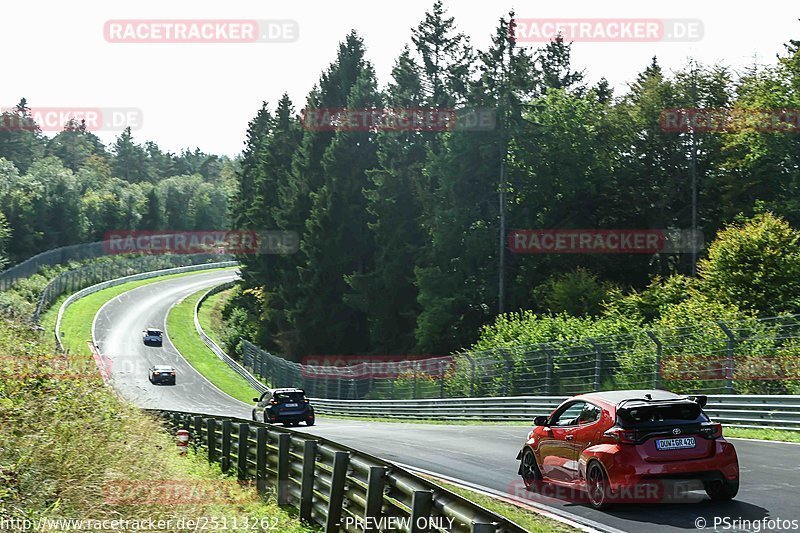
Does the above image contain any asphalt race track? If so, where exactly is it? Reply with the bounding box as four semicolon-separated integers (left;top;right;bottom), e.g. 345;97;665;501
92;271;800;532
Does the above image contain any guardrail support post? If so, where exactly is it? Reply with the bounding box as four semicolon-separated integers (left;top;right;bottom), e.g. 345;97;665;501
545;349;554;394
277;433;291;505
193;416;203;452
220;419;232;473
646;331;662;389
390;378;395;400
439;360;445;398
588;339;602;391
236;423;249;480
325;451;350;533
410;490;433;533
717;321;736;393
463;353;476;397
413;369;418;399
299;440;317;523
365;466;386;521
498;348;512;396
255;427;268;494
206;419;217;464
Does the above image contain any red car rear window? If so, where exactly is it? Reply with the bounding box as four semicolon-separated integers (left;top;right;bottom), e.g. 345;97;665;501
618;402;707;427
274;392;305;403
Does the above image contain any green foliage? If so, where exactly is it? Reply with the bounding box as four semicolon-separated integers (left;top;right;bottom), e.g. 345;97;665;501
697;212;800;316
604;275;695;322
533;268;617;316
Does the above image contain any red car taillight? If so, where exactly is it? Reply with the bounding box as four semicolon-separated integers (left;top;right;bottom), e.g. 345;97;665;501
603;427;638;444
700;422;723;439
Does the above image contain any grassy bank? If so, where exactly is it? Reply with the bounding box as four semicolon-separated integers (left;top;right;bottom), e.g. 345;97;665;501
55;267;236;357
0;287;310;530
423;476;575;533
197;287;233;349
320;414;799;442
166;288;258;404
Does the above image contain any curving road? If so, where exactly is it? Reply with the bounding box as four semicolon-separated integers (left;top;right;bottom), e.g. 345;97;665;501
91;271;800;533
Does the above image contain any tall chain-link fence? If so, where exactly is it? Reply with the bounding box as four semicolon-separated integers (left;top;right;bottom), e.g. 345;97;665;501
239;314;800;399
33;253;233;322
0;240;109;291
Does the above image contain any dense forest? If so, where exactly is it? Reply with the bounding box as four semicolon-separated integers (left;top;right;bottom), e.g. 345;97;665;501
227;3;800;359
0;107;235;266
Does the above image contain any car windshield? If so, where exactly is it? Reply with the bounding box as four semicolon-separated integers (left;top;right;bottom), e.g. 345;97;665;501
617;401;708;427
147;330;161;336
274;392;305;403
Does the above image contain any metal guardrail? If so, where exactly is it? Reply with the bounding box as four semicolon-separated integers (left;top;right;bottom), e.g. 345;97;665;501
153;409;527;533
54;261;238;351
35;253;233;323
0;240;108;290
195;282;267;394
308;395;800;431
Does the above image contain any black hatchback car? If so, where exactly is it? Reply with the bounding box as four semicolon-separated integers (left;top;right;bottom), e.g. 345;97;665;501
252;388;315;426
148;364;176;385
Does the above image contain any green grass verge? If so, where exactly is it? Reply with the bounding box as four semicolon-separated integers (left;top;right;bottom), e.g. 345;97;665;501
166;287;259;404
2;275;312;531
318;413;530;426
422;476;576;532
724;427;800;443
319;415;800;442
197;287;233;349
57;267;237;358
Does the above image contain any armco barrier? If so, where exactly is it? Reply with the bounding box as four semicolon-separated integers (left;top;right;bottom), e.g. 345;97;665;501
54;261;238;351
308;395;800;430
153;409;527;533
195;282;267;394
35;253;232;323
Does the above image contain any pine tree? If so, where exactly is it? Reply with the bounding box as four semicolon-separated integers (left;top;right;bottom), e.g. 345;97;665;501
292;67;382;355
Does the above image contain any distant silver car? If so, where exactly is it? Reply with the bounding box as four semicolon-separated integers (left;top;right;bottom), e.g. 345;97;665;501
148;365;176;385
142;328;163;346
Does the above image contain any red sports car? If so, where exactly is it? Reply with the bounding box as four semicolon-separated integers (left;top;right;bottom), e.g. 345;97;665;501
516;390;739;509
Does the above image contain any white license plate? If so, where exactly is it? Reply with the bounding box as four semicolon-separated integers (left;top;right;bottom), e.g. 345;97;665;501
284;403;298;408
656;437;696;450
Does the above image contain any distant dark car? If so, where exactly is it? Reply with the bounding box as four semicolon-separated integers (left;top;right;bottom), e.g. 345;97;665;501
253;388;315;426
517;389;739;509
148;365;176;385
143;328;163;346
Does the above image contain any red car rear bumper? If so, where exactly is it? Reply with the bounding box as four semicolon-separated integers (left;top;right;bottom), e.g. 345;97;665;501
582;438;739;500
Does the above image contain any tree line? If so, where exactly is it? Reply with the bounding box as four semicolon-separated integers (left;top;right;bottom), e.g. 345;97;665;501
227;2;800;359
0;103;235;267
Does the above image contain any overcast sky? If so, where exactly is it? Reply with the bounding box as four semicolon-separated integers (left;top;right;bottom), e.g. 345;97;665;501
4;0;798;157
